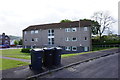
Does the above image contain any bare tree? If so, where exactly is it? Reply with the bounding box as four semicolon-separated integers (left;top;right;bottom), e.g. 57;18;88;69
92;11;116;39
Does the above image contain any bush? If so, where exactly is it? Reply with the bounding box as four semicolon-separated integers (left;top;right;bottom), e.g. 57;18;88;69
21;48;30;53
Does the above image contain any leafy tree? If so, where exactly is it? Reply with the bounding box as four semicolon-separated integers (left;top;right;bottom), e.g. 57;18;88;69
91;11;116;39
60;19;72;23
18;39;23;45
14;40;19;45
81;19;100;35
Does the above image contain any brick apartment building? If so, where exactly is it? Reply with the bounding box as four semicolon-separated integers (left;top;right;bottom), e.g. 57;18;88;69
23;20;92;53
0;33;10;47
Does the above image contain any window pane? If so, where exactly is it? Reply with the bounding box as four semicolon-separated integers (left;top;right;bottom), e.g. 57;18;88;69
35;30;38;33
84;27;88;31
72;37;77;41
72;28;77;32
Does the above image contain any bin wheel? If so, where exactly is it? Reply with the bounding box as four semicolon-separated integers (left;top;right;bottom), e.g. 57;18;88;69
29;65;32;70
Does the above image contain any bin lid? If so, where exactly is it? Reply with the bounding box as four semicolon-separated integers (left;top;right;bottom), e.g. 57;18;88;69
43;47;54;50
31;48;44;51
54;47;62;50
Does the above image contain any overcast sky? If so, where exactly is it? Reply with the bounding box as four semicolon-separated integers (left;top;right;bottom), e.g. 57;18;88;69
0;0;119;36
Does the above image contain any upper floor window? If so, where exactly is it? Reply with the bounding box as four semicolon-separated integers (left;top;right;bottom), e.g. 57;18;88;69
31;38;34;42
72;37;77;41
5;37;8;39
35;30;38;33
84;27;88;31
72;28;77;32
65;37;70;41
35;38;38;42
24;31;27;34
25;39;27;42
48;29;54;36
85;37;87;41
65;28;71;32
31;30;34;34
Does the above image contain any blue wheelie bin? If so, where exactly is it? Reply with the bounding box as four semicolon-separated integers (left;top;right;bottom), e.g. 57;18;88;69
43;47;54;68
29;48;44;71
53;47;62;66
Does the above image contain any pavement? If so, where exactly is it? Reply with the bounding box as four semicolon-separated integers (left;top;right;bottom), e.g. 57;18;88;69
1;56;30;63
1;48;120;79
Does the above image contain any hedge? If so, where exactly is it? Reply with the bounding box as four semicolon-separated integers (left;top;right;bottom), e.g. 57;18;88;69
21;48;30;53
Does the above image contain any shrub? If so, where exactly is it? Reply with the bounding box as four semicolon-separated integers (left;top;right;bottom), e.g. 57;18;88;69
21;48;30;53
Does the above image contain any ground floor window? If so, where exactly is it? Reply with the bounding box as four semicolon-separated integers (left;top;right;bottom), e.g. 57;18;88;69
84;47;89;51
72;46;77;51
65;46;71;51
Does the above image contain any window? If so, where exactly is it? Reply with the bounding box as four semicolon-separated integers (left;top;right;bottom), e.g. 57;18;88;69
5;37;8;39
65;46;71;51
72;37;77;41
48;29;54;36
84;27;88;31
31;38;34;42
72;28;77;32
35;30;38;33
48;38;54;45
84;47;88;51
31;30;34;34
65;28;70;32
25;39;27;42
72;46;77;51
35;38;38;42
24;31;27;34
65;37;70;41
85;37;87;41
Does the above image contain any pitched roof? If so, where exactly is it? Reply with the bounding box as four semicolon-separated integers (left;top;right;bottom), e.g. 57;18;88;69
23;20;92;31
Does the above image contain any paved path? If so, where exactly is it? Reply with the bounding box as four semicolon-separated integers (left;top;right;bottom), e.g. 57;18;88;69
0;56;30;63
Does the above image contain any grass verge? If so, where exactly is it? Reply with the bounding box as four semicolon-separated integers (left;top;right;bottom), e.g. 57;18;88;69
61;47;118;58
0;58;29;70
1;49;30;60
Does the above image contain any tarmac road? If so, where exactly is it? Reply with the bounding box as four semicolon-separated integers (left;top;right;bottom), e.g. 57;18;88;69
40;53;119;78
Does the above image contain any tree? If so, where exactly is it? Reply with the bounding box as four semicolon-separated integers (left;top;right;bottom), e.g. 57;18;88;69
81;19;100;35
60;19;72;23
14;40;18;45
18;39;23;45
91;11;116;39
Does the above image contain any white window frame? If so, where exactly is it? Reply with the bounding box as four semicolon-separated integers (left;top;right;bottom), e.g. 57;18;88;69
65;37;70;41
35;30;38;33
31;30;34;34
72;37;77;41
65;28;71;32
84;27;88;31
48;38;54;45
48;29;54;36
65;46;71;51
72;28;77;32
84;47;88;51
72;46;77;51
35;38;38;42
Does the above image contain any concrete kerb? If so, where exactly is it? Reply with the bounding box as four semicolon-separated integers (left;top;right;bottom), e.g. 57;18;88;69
26;51;119;80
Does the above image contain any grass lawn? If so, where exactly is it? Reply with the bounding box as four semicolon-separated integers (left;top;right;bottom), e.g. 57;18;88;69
0;58;29;70
1;49;30;60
